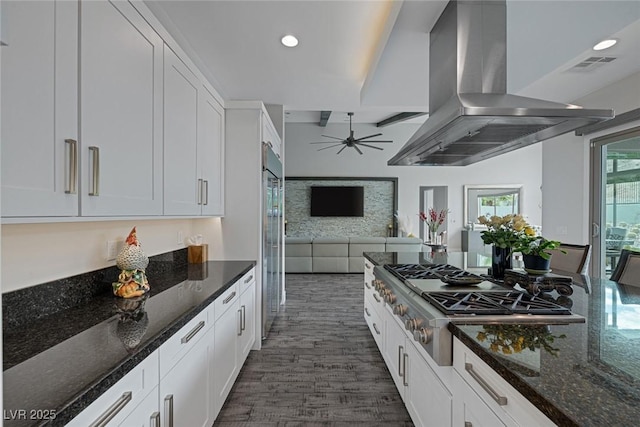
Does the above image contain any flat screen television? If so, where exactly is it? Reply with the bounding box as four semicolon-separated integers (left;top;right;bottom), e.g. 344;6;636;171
310;186;364;217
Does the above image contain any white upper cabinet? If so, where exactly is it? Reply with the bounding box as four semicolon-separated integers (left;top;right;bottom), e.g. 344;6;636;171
198;87;225;216
262;115;282;159
1;0;79;217
163;44;200;216
80;0;163;216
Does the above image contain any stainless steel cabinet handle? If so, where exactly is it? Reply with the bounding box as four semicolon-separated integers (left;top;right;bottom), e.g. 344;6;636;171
238;308;243;336
88;146;100;196
244;275;254;284
203;180;209;205
223;291;237;304
364;281;371;289
241;305;246;331
465;363;508;406
398;345;404;378
65;139;77;194
364;307;371;317
372;323;380;335
181;320;205;344
150;412;160;427
197;179;203;205
373;294;380;303
403;353;409;386
164;395;174;427
89;391;132;427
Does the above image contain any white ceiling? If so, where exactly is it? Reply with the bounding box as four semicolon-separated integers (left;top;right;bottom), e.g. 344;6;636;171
145;0;640;125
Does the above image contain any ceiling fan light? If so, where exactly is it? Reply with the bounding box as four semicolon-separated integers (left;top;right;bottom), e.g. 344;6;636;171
281;35;299;48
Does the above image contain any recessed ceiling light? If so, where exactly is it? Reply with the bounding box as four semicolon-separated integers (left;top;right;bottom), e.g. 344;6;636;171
281;35;299;48
593;39;617;51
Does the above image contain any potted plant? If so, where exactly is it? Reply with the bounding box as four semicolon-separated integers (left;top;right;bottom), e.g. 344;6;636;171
512;235;564;273
477;214;534;278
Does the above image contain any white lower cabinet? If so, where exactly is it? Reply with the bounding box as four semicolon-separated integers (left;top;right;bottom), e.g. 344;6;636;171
453;371;506;427
453;338;555;427
213;283;241;415
118;386;160;427
382;306;452;427
239;276;257;360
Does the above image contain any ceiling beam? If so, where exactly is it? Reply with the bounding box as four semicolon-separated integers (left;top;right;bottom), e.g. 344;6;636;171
319;111;332;127
377;112;428;128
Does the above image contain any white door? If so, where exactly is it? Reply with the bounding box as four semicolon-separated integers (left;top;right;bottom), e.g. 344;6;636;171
1;0;78;217
404;342;452;427
163;45;200;215
160;332;211;427
239;282;256;361
198;88;225;216
80;0;163;216
590;127;640;277
213;303;240;414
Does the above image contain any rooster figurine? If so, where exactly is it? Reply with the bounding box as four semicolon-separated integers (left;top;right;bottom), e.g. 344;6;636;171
113;227;150;298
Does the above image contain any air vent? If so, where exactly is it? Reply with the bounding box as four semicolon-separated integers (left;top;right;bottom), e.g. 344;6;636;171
570;56;617;72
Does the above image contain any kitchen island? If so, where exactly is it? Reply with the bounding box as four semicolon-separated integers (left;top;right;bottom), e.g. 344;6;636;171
2;252;255;426
364;251;640;427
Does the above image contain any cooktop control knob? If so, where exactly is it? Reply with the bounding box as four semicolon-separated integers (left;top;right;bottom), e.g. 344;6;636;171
393;304;408;316
383;291;397;304
405;317;423;332
413;326;433;344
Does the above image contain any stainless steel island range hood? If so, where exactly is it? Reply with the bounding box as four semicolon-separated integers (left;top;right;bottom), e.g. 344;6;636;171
388;0;614;166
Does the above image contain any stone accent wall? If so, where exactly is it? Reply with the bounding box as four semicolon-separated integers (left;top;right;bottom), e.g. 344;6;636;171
285;179;395;238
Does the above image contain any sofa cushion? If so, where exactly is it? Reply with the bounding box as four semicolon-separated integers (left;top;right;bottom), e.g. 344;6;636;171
313;238;349;257
349;237;387;244
285;243;312;257
313;237;350;244
349;257;366;273
285;237;313;244
313;257;349;273
285;257;312;273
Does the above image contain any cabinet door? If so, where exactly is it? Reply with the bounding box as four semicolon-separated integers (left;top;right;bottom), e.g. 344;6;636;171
198;88;225;216
118;386;160;427
453;371;506;427
239;281;256;362
1;0;78;217
160;328;212;427
163;45;200;215
384;312;407;396
80;0;163;216
213;302;240;415
404;342;453;427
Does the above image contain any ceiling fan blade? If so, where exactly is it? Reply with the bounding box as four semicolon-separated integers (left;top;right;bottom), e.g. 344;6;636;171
355;140;393;143
320;135;345;141
310;141;345;144
354;133;383;141
317;143;345;151
353;144;363;155
336;145;348;155
355;142;384;150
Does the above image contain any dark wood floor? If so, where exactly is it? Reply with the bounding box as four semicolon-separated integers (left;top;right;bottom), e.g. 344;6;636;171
213;273;413;426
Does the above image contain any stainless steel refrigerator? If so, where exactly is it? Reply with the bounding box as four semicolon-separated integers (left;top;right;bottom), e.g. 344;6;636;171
262;143;283;339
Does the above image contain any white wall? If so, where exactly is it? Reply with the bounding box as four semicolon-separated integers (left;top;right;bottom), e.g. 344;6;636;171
285;122;543;250
542;71;640;244
1;218;222;293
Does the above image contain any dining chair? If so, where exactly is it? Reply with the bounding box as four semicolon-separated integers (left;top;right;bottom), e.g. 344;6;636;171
610;249;640;283
550;243;592;275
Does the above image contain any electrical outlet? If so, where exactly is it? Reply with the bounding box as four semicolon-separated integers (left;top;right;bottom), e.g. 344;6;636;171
107;240;119;261
177;231;184;245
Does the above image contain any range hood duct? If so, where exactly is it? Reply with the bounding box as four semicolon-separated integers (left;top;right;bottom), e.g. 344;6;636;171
388;0;614;166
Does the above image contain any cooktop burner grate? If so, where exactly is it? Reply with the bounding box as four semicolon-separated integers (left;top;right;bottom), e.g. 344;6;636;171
384;263;471;281
422;291;572;316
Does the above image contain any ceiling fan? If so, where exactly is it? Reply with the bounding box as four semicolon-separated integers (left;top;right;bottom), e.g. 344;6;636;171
310;112;393;155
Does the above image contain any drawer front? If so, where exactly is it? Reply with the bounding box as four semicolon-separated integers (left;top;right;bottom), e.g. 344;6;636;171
159;309;209;378
453;338;555;427
66;351;159;427
214;282;239;321
364;296;383;350
239;267;256;295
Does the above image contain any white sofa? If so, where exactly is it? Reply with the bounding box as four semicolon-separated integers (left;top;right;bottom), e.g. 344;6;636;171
285;236;422;273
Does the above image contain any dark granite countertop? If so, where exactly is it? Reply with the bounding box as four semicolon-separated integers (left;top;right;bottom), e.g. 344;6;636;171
2;253;255;426
364;251;640;427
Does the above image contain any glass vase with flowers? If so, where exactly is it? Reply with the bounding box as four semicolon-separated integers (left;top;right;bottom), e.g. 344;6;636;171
477;214;535;278
420;208;448;244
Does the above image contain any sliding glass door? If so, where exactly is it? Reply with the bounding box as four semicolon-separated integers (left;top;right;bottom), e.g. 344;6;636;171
590;127;640;278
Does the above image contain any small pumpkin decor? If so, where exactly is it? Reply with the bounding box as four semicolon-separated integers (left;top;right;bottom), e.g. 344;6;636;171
112;227;150;298
512;235;564;275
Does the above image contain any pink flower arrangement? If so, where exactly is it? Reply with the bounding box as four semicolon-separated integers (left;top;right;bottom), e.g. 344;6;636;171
419;208;448;233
